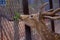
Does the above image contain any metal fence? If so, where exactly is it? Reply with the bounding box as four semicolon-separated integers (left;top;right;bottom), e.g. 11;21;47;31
0;17;26;40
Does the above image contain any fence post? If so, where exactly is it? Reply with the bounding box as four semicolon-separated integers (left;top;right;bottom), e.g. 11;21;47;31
49;0;55;32
22;0;32;40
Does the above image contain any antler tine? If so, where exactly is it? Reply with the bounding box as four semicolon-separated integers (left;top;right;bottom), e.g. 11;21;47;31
52;8;60;14
43;8;60;20
40;2;49;10
48;9;54;12
41;9;54;16
39;2;48;20
42;8;60;16
44;16;60;20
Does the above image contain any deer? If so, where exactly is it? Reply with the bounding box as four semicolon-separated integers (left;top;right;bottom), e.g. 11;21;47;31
19;2;60;40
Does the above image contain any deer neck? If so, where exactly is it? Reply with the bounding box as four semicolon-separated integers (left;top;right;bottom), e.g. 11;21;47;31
34;19;55;40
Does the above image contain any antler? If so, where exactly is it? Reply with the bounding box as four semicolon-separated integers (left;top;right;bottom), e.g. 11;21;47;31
40;2;48;10
43;8;60;20
52;8;60;14
39;2;57;20
42;8;60;16
38;2;55;21
41;9;54;16
44;16;60;20
39;2;49;20
39;3;60;16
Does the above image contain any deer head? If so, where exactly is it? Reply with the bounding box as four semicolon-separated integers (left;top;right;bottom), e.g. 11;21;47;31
20;2;60;28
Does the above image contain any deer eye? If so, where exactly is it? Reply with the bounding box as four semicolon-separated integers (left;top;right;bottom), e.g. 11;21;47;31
31;15;33;17
29;15;33;19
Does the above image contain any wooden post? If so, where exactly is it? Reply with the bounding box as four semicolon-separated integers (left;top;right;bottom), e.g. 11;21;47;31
22;0;32;40
49;0;55;32
22;0;29;15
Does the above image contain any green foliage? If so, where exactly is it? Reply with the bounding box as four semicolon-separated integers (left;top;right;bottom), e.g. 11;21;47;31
14;11;20;20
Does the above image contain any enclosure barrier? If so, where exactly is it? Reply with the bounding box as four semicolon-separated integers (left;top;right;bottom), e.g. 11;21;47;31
0;16;42;40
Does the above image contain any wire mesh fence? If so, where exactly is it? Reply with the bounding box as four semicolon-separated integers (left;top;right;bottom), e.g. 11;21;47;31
0;17;26;40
